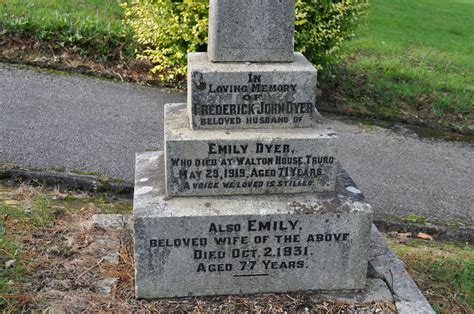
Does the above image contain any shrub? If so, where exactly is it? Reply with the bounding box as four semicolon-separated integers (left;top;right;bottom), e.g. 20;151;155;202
295;0;369;67
122;0;369;81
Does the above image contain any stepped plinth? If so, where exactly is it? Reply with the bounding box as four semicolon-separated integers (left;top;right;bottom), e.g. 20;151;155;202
133;0;372;299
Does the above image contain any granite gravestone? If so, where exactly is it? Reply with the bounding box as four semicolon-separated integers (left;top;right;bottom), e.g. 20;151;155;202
208;0;294;62
133;0;373;299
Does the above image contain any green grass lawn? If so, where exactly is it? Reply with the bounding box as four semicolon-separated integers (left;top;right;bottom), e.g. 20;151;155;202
0;0;134;61
386;235;473;313
321;0;474;132
1;0;125;23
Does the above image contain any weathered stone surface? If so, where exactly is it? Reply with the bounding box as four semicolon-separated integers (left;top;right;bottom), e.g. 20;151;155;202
95;277;119;295
92;214;127;230
324;278;393;304
165;104;337;197
397;301;435;314
208;0;294;62
369;227;435;314
188;52;319;130
89;237;121;264
133;151;372;299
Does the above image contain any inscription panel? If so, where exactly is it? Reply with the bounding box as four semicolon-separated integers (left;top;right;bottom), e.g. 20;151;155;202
188;53;319;129
166;139;337;197
166;104;337;197
134;213;371;298
165;104;337;196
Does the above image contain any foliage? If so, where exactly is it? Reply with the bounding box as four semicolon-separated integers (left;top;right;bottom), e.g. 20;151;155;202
0;184;133;309
0;0;135;62
0;201;39;307
294;0;369;68
387;237;474;312
122;0;369;81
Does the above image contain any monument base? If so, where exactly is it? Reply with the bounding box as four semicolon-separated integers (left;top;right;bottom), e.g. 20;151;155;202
133;152;373;299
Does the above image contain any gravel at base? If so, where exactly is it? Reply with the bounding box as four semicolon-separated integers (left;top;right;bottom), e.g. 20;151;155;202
0;62;472;226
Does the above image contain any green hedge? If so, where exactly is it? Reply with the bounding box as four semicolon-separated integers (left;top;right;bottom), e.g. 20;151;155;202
122;0;369;81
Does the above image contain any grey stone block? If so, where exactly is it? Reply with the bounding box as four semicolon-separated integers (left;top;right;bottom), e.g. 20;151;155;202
89;237;121;265
397;301;435;314
208;0;295;62
133;151;373;299
165;103;337;197
369;227;435;314
188;52;319;130
324;278;394;304
95;277;119;295
92;214;126;230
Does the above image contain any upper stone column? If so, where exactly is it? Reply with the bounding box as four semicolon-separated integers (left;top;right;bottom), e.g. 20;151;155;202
208;0;295;62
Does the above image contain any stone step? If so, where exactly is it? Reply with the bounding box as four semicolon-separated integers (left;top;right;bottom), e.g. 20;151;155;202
165;103;337;197
133;151;373;299
188;52;319;130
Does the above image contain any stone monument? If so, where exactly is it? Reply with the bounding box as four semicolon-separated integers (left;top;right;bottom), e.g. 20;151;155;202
133;0;373;299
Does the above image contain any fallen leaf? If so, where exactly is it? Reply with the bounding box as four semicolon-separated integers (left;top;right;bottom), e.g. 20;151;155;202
416;232;433;240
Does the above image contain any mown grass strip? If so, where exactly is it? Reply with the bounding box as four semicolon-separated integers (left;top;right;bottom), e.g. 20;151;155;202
386;236;474;313
0;0;136;62
321;0;474;132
